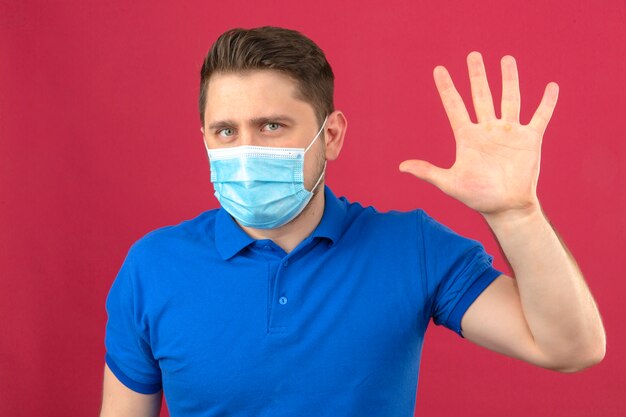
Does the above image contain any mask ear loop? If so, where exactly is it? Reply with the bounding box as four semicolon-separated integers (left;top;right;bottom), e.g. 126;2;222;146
306;115;329;193
304;115;329;154
309;160;327;193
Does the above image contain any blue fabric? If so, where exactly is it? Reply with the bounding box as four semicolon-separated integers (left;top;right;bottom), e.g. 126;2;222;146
104;186;503;416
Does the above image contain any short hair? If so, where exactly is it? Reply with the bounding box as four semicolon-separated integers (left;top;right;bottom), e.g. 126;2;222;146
199;26;334;127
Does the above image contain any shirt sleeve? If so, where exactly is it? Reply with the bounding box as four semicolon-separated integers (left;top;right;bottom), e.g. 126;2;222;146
104;246;163;394
418;209;504;337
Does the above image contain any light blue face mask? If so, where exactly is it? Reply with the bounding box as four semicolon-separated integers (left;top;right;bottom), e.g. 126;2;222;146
204;116;328;229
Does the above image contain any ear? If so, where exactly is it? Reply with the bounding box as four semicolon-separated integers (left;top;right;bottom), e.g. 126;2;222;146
200;126;208;147
324;110;347;161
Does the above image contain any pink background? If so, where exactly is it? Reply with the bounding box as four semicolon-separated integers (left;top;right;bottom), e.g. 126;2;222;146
1;1;625;415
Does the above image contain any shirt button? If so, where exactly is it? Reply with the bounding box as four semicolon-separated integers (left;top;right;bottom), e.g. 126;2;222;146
282;260;289;267
263;245;270;250
279;296;288;305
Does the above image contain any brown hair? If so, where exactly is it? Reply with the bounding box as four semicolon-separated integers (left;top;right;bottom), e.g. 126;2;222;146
199;26;334;127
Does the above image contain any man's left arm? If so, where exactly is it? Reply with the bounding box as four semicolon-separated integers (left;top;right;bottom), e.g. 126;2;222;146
463;207;605;372
399;51;606;372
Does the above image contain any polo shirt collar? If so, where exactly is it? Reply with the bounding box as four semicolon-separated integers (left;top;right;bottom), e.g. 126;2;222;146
214;207;255;260
214;185;347;260
309;185;347;245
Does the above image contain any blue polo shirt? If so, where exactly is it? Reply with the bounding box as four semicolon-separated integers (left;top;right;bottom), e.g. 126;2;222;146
104;186;503;416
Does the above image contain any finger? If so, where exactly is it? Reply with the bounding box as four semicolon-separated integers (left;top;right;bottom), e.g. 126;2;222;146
528;82;559;136
500;55;521;123
433;65;472;133
399;159;450;191
467;51;497;122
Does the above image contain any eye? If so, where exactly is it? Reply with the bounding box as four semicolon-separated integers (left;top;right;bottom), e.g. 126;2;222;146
218;128;235;138
263;122;282;132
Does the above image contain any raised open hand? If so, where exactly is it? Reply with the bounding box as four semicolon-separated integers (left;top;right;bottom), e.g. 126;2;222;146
399;52;559;218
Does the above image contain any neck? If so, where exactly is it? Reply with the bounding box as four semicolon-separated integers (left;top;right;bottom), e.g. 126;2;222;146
238;185;326;253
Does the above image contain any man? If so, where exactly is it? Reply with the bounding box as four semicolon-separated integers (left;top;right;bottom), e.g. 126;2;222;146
100;27;605;416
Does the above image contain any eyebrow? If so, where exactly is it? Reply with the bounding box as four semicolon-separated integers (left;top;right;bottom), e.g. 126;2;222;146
207;115;296;130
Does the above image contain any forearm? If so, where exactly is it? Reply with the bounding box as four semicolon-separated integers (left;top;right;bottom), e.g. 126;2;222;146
483;204;606;370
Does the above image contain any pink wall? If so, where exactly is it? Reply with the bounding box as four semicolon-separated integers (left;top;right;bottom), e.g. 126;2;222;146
1;1;624;415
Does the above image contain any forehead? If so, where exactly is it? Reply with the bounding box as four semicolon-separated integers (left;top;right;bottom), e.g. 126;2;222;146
204;70;314;122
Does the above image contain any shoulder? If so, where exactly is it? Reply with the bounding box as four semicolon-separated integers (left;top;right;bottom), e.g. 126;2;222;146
336;193;427;237
341;194;424;222
128;209;220;260
334;193;472;249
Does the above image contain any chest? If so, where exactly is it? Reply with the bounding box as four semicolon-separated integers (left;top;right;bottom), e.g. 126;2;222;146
146;244;427;414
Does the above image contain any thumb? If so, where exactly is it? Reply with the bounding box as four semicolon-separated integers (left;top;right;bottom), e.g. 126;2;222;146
399;159;448;190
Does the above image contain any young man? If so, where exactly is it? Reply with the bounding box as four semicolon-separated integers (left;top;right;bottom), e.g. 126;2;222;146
100;27;605;416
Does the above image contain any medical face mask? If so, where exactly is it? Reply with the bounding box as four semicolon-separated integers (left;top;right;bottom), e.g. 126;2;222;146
204;116;328;229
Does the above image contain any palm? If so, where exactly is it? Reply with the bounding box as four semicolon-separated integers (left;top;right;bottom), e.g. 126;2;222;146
446;121;541;214
400;52;559;216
